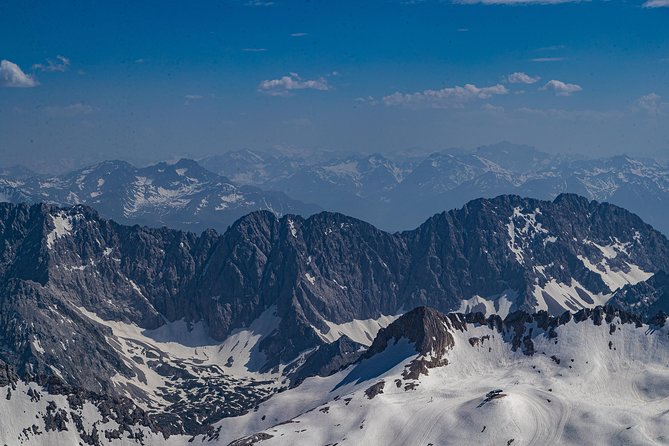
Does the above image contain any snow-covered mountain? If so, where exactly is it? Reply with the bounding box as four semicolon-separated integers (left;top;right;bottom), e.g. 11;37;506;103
0;195;668;444
199;144;669;236
3;305;667;445
7;145;668;236
202;150;413;221
0;158;321;233
222;306;669;446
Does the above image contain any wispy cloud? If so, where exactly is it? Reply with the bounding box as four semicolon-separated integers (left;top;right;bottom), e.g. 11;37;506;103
0;60;38;87
184;94;204;105
43;103;96;117
541;79;582;96
382;83;508;108
258;72;330;96
290;32;308;37
506;72;540;84
355;96;378;105
633;93;666;115
245;0;274;6
482;103;505;112
531;57;565;62
535;44;565;52
643;0;669;7
517;107;622;121
32;55;70;72
242;48;268;52
454;0;581;4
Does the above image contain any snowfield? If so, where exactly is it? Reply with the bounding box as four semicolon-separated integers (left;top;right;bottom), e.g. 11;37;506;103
212;312;669;446
5;307;666;445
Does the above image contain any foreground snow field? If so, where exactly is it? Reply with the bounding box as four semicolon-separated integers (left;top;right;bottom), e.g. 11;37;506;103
3;307;667;446
213;311;669;446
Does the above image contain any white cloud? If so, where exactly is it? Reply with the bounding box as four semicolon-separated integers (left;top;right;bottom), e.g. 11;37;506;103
258;72;330;96
242;48;267;52
482;103;505;112
0;60;38;87
43;103;96;117
531;57;565;62
633;93;665;115
246;0;274;6
355;96;378;105
643;0;669;7
290;32;308;37
455;0;581;3
184;94;204;105
506;72;540;84
541;79;582;96
382;83;508;108
33;55;70;72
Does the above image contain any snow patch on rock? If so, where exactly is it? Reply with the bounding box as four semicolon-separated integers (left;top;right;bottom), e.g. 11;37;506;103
458;290;516;318
318;313;402;346
46;212;76;249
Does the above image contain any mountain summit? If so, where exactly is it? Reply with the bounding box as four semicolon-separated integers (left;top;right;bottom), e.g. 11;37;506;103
0;194;668;442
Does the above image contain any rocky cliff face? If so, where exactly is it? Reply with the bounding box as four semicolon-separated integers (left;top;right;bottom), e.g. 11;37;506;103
361;304;646;376
609;270;669;319
0;194;668;437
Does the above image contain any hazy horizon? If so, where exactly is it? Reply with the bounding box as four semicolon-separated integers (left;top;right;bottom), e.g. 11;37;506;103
2;0;669;170
2;140;668;176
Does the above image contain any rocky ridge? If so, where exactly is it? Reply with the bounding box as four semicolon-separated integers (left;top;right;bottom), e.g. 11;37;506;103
0;194;668;439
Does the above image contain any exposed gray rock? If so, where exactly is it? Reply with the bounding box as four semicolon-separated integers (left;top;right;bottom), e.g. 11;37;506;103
609;270;669;320
0;194;667;436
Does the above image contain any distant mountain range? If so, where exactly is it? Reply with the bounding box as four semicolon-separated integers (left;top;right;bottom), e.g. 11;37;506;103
2;143;669;445
3;143;669;238
0;194;668;444
0;158;321;233
201;142;669;235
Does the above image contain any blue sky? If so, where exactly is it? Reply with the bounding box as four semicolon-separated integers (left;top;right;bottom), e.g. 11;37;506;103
1;0;668;169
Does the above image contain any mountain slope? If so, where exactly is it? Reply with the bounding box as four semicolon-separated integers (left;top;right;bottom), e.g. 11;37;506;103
223;306;669;446
609;270;669;319
0;194;668;440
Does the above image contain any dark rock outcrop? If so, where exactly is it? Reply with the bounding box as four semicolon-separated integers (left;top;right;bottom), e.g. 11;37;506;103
609;270;669;320
289;336;365;386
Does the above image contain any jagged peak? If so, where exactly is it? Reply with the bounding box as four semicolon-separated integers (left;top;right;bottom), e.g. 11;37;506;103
142;158;218;177
553;192;593;206
0;201;99;223
365;305;652;362
366;307;464;359
302;210;378;230
66;159;136;177
225;210;280;242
